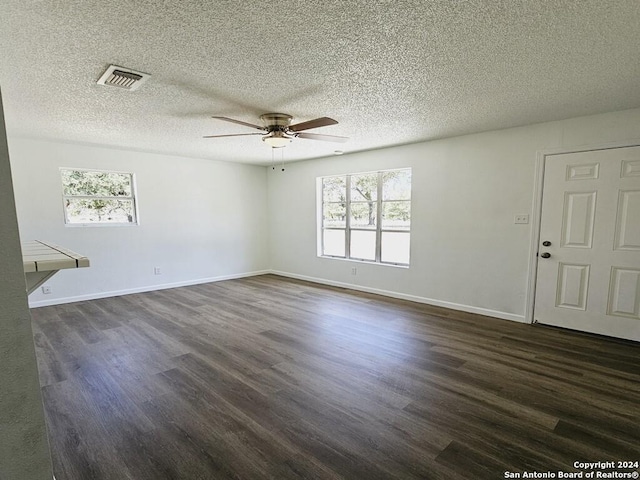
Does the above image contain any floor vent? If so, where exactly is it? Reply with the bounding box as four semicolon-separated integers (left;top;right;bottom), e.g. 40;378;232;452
97;65;150;91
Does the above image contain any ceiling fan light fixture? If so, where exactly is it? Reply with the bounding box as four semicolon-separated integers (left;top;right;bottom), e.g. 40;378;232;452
209;114;348;147
263;132;291;148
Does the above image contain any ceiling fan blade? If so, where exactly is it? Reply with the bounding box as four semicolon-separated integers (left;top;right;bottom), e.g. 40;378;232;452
289;117;338;132
203;133;264;138
211;116;265;130
296;132;349;143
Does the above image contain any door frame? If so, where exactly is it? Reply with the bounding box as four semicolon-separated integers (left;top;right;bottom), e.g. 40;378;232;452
525;139;640;325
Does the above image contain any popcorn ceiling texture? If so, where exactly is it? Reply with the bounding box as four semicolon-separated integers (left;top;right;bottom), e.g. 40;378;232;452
1;0;639;164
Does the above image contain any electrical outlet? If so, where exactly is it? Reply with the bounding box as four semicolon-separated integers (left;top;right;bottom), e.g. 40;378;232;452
514;214;529;224
351;267;357;275
154;267;161;275
41;286;51;294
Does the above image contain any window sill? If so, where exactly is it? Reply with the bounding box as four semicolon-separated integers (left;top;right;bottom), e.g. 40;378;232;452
64;222;139;228
318;255;409;269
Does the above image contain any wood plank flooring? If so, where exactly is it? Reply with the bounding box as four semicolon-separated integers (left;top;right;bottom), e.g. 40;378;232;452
30;274;640;479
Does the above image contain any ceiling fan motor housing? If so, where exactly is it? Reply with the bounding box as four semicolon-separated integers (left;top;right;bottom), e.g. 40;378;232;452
207;113;346;146
260;113;293;132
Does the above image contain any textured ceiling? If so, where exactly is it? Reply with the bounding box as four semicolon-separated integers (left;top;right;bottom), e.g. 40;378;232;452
1;1;639;165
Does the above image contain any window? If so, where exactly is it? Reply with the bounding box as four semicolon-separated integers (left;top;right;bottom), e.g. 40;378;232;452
61;168;138;225
319;168;411;265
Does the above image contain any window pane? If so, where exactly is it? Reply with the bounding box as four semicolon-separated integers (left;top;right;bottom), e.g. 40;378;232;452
323;229;345;257
350;230;376;260
322;176;346;202
381;232;410;264
323;203;346;227
351;173;378;202
383;170;411;200
350;202;377;228
381;201;411;229
64;198;135;224
318;169;412;266
62;170;132;197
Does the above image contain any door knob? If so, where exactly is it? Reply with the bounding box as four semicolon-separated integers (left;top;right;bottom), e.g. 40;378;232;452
540;252;551;258
542;241;551;246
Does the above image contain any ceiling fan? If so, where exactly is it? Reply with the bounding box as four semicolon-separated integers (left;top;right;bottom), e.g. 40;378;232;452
204;113;348;148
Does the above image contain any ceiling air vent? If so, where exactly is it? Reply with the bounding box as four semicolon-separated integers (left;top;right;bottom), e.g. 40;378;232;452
97;65;150;91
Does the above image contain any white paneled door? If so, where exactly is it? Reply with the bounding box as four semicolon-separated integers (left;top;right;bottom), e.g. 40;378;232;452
534;146;640;341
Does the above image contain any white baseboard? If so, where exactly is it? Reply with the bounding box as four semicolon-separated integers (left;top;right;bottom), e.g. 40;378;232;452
270;270;527;324
28;270;271;308
29;268;527;324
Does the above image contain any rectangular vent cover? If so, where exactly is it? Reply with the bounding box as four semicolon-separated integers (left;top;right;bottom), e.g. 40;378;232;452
97;65;150;91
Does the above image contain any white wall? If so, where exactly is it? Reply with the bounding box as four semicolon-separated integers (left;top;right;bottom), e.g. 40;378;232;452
9;108;640;319
268;108;640;322
0;92;53;479
9;138;269;307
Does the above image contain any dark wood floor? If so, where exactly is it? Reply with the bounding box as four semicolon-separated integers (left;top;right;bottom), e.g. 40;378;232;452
31;274;639;480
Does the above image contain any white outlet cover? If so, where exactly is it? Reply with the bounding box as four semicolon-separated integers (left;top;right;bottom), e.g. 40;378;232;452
514;214;529;224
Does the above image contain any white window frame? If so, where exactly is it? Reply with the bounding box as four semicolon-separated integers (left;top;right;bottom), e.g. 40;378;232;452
319;168;411;266
60;168;139;227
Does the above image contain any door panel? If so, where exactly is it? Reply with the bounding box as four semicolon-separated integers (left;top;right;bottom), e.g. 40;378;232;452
560;191;596;248
607;267;640;320
534;146;640;341
556;263;590;310
566;162;599;180
622;159;640;177
614;190;640;250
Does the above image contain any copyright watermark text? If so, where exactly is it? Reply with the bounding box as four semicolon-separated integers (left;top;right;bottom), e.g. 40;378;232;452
503;460;639;479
